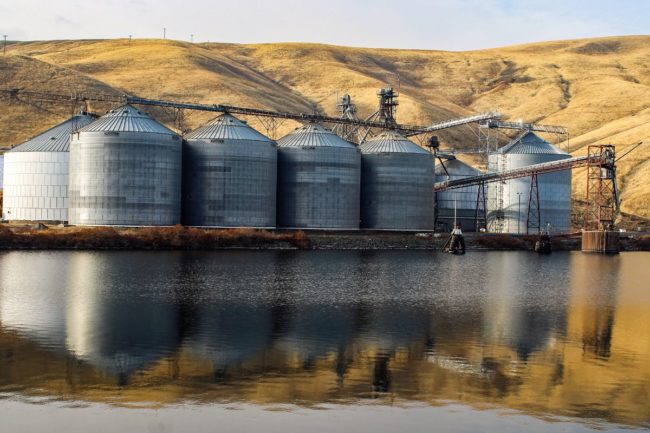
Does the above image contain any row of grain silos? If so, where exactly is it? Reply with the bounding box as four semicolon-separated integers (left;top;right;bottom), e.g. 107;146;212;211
2;105;571;233
2;105;436;230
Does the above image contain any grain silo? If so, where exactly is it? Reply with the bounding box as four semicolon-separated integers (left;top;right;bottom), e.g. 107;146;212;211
1;114;95;222
182;114;276;228
435;157;482;232
359;131;435;231
0;154;4;191
487;131;571;234
68;105;182;226
276;124;360;229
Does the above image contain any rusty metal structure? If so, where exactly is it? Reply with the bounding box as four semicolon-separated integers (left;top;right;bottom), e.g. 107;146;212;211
584;145;618;231
581;145;620;253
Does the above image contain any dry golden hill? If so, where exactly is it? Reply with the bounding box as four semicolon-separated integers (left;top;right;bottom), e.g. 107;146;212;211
1;36;649;220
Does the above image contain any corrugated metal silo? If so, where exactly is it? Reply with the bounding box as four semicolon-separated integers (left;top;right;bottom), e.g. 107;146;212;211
68;105;182;226
182;114;277;227
359;131;435;231
487;132;571;234
276;124;360;229
1;114;95;222
435;157;482;231
0;155;4;190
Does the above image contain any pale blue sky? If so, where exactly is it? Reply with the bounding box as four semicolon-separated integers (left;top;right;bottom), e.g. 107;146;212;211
1;0;648;50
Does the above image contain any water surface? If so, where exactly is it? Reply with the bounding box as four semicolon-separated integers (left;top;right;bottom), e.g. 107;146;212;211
0;250;648;432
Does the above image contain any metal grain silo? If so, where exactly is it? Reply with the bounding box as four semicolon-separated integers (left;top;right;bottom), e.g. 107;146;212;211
68;105;182;226
182;114;276;227
1;114;95;222
276;124;360;229
435;157;482;232
487;132;571;234
359;131;435;231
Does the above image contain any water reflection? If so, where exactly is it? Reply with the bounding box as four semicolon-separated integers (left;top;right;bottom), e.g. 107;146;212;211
0;250;649;427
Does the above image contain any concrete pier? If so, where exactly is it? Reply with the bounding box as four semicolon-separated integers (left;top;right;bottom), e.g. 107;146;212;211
582;230;620;254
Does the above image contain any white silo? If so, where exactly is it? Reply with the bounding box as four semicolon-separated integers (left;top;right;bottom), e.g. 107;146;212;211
487;132;572;234
1;114;95;222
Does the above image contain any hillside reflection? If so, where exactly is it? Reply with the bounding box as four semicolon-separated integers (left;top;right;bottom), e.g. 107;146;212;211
0;250;649;427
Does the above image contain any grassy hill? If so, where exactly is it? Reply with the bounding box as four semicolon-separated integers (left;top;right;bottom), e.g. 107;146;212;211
1;36;649;221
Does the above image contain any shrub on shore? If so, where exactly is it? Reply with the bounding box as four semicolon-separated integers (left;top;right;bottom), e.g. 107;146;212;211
0;225;311;250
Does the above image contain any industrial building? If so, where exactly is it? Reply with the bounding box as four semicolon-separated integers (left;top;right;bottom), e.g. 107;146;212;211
435;157;482;232
68;105;182;226
0;89;590;237
276;124;360;230
359;131;435;231
1;114;95;222
182;114;277;228
487;132;572;234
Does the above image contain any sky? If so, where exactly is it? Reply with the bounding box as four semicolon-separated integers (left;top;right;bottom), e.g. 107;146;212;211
0;0;648;51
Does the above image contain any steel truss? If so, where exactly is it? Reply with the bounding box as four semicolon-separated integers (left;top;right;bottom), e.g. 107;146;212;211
584;145;618;230
0;89;502;138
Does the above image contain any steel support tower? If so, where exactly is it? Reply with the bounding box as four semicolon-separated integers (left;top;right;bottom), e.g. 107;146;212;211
584;145;618;230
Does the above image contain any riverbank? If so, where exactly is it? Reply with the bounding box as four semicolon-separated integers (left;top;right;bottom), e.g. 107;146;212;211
2;223;649;251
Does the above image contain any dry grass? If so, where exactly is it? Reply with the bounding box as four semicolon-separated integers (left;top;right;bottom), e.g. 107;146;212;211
1;36;650;218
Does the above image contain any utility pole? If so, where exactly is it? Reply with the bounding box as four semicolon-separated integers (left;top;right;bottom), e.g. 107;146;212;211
190;34;193;43
128;35;132;47
3;35;7;55
163;28;166;40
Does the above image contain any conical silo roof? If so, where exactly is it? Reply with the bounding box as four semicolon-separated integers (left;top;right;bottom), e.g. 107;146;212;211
8;114;96;153
497;131;569;155
359;131;430;154
185;113;272;142
77;104;175;134
435;158;482;176
277;124;355;148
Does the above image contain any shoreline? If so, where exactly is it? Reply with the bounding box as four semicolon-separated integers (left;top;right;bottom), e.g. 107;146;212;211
1;224;649;252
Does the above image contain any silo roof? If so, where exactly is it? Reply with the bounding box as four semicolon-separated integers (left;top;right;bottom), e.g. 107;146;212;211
435;158;482;176
8;114;96;153
277;124;355;149
359;131;430;154
185;114;272;142
77;105;176;134
497;131;569;155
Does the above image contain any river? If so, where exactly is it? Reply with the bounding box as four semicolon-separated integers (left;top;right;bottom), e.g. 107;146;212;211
0;250;648;432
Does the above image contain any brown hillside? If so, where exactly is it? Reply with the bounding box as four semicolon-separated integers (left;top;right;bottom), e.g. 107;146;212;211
1;36;649;219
